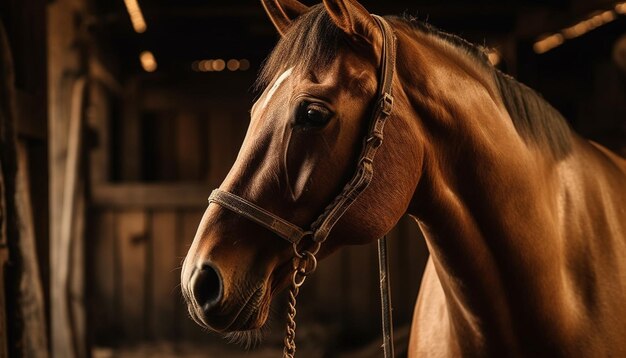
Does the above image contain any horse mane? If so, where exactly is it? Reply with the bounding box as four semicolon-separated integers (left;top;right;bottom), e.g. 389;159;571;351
397;16;573;158
258;5;573;158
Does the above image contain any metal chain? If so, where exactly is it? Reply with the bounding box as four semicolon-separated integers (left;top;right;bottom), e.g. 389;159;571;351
283;245;318;358
283;269;302;357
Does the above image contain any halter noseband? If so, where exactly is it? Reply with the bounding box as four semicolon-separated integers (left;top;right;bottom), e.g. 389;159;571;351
208;14;397;358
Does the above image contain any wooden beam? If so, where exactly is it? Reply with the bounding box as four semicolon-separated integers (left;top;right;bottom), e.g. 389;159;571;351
91;184;213;208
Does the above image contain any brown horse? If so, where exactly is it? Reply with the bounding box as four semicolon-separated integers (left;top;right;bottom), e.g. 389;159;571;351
181;0;626;356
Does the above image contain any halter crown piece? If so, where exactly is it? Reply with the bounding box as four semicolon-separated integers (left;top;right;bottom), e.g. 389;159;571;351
208;14;397;358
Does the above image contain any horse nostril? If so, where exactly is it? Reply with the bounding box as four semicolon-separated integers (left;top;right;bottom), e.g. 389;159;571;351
192;263;223;311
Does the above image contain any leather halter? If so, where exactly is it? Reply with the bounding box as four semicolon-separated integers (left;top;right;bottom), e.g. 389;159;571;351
208;15;397;357
208;15;396;247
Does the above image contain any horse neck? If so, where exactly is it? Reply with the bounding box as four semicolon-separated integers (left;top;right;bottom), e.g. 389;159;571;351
397;29;572;346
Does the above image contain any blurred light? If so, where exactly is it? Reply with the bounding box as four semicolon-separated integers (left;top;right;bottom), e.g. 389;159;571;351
533;33;564;54
139;51;157;72
123;0;147;33
534;7;618;54
193;58;251;73
191;60;200;72
227;59;240;71
616;2;626;14
601;10;617;22
200;60;213;72
212;59;226;71
562;10;617;39
486;49;501;66
562;23;586;39
239;59;250;71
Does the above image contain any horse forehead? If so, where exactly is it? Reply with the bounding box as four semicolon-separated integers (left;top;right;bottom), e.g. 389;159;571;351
260;67;294;110
323;52;374;81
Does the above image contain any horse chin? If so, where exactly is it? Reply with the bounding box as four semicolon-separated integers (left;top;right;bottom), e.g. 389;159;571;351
221;294;273;349
223;326;268;349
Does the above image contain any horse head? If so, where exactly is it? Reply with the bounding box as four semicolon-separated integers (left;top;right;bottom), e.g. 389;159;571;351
181;0;421;339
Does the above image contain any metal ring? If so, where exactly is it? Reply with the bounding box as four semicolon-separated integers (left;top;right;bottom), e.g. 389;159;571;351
292;269;307;287
300;251;317;275
292;240;321;258
291;251;318;276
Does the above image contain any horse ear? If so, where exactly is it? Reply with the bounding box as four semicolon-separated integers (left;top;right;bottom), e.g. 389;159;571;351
322;0;380;46
261;0;310;36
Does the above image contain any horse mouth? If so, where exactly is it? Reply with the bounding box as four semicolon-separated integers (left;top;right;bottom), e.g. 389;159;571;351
221;261;293;333
224;286;265;331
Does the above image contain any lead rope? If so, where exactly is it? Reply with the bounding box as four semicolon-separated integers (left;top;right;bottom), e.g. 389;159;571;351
378;235;394;358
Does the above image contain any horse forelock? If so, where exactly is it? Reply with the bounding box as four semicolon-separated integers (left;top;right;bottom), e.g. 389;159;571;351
256;5;348;91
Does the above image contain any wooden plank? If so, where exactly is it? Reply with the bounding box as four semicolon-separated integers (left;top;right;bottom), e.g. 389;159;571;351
91;184;212;209
89;210;117;345
117;210;148;343
148;211;178;341
175;111;203;181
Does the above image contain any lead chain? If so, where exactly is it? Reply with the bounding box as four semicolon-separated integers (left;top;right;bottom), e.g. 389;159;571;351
283;249;318;358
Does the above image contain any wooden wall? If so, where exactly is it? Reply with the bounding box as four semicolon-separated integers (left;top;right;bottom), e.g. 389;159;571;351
87;76;429;350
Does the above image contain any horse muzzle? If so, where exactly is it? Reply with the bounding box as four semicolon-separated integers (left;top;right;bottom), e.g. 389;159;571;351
184;260;269;332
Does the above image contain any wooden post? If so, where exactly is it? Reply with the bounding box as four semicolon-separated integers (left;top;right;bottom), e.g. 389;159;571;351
48;0;92;355
51;76;86;358
1;18;49;358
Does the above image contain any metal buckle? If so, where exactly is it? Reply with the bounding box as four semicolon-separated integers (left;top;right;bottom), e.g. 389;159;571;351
380;93;394;116
359;156;374;166
367;133;383;149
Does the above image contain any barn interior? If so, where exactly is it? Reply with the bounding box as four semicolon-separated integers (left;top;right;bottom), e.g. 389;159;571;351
1;0;625;357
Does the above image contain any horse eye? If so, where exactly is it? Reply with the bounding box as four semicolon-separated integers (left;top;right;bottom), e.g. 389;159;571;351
296;103;331;127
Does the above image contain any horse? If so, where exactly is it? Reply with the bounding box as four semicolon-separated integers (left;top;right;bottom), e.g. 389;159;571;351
181;0;626;356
